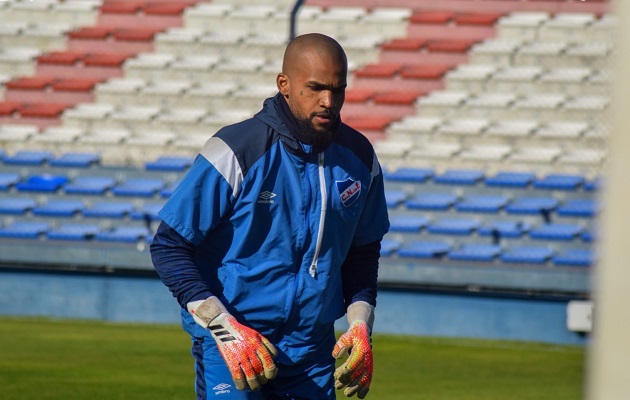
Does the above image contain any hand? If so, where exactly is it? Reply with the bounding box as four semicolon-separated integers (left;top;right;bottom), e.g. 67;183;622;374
332;321;373;398
188;297;278;391
208;313;279;391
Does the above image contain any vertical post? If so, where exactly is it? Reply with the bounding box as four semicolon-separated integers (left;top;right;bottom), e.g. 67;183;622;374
289;0;304;41
586;0;630;398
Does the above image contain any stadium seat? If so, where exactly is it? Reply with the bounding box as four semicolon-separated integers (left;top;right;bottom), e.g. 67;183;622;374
16;174;68;192
112;178;164;197
32;199;85;217
380;238;401;257
49;152;100;168
506;197;559;215
0;197;36;215
455;195;509;214
0;173;21;190
533;174;585;190
478;220;530;238
529;223;584;241
484;171;536;188
0;221;50;239
389;215;430;233
448;243;501;262
82;201;134;219
398;240;450;259
557;199;598;218
160;179;181;198
553;248;594;267
427;218;480;235
3;150;53;165
500;246;554;265
433;169;485;186
384;168;434;183
384;190;408;208
63;176;117;196
95;226;151;243
406;193;458;211
130;203;163;221
145;156;193;172
47;223;101;241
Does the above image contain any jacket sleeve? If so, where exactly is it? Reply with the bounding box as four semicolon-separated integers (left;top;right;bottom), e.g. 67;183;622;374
150;221;214;308
341;240;381;308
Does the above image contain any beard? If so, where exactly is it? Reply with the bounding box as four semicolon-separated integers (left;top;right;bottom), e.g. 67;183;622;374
294;113;336;151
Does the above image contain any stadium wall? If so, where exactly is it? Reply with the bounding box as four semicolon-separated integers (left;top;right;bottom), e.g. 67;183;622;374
0;268;586;346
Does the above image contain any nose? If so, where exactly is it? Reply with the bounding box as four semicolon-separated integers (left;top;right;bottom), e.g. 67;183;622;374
319;90;333;109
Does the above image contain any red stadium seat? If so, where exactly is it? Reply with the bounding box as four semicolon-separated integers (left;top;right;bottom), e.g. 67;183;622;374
410;12;454;25
426;39;479;53
37;51;86;66
345;115;392;131
51;78;102;92
18;103;69;118
382;38;428;51
454;13;504;26
354;63;402;78
112;28;162;42
83;53;131;67
0;102;22;116
373;91;424;106
400;65;452;80
68;27;112;40
344;88;375;103
6;77;53;91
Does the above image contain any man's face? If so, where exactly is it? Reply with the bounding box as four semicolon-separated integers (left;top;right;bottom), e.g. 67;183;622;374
278;50;347;144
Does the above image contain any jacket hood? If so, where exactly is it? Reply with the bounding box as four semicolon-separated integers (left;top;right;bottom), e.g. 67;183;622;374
254;93;339;157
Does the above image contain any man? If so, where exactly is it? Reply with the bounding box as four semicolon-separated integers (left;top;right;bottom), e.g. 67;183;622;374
150;33;390;400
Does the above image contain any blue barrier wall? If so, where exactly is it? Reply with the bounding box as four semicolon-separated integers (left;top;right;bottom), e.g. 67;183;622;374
0;270;586;345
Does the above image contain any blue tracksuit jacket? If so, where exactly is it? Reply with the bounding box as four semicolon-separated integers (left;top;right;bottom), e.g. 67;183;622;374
151;93;390;365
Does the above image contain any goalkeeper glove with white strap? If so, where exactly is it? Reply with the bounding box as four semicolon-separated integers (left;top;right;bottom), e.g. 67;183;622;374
332;301;375;399
187;296;278;391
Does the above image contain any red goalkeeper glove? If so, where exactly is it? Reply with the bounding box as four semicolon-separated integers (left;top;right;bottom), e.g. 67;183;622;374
188;297;278;391
332;302;375;399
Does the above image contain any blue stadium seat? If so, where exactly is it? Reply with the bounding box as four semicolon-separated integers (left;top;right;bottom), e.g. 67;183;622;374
160;179;181;198
484;171;535;188
405;192;458;211
32;199;85;217
553;248;594;267
47;223;101;241
557;199;597;218
112;178;165;197
3;150;54;166
145;156;193;171
64;176;117;195
0;173;21;190
448;243;501;262
433;169;484;186
389;215;430;232
529;223;583;241
0;221;50;239
0;198;37;215
500;246;554;264
16;175;68;192
581;229;595;243
584;177;600;192
380;238;400;257
398;240;450;258
455;194;509;214
82;201;134;218
95;226;150;243
384;168;433;183
385;190;408;208
506;196;558;215
49;152;100;168
533;174;585;191
130;203;163;221
478;220;530;238
428;218;479;235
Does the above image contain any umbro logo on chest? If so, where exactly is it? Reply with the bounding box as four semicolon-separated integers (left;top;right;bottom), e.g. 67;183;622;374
257;191;276;204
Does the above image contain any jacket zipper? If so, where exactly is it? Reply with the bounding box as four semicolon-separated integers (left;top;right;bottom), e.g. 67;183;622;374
309;152;326;278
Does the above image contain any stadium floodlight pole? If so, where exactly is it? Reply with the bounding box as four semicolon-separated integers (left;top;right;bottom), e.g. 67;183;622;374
289;0;305;41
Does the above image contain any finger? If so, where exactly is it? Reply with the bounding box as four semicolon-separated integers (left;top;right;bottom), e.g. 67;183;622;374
233;378;247;391
264;364;278;380
245;374;261;392
357;386;370;399
343;383;360;398
262;338;278;358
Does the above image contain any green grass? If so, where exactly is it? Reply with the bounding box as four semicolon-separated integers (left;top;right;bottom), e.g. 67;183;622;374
0;317;584;399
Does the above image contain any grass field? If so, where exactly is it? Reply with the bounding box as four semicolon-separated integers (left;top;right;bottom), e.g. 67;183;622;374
0;317;585;400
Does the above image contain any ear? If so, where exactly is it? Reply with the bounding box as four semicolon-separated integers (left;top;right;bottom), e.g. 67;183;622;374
276;73;289;98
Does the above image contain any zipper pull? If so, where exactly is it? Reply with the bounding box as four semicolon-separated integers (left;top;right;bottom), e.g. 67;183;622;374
309;264;317;278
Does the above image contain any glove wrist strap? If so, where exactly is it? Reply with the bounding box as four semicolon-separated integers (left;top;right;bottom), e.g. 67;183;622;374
347;301;375;333
187;296;229;328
